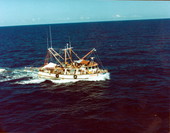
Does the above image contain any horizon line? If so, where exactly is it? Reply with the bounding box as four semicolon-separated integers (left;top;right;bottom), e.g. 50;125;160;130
1;18;170;28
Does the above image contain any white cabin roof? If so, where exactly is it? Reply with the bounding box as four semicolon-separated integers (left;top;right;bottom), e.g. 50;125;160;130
43;62;56;69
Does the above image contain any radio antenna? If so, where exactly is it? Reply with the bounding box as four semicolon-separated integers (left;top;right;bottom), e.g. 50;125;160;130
49;26;53;48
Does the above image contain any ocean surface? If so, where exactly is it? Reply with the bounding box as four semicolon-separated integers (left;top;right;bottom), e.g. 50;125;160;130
0;19;170;133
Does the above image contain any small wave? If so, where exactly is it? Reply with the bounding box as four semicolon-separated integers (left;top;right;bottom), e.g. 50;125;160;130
16;78;46;84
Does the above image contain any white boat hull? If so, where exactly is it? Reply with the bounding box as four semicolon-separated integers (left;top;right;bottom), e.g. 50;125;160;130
38;71;110;81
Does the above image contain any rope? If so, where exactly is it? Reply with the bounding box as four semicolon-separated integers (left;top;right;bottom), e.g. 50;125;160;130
94;52;105;69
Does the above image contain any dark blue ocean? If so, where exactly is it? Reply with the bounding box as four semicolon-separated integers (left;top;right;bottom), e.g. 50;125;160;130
0;19;170;133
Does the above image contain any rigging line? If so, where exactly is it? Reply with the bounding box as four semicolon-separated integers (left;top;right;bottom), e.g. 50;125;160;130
85;52;93;60
95;52;105;69
98;56;104;69
72;50;80;60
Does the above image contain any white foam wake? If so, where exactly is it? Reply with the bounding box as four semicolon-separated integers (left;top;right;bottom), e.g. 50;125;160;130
16;78;46;84
86;73;110;81
0;68;6;73
17;73;110;84
0;67;39;83
0;67;110;84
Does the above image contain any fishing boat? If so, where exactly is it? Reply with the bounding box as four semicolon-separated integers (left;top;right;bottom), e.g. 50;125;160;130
38;44;109;81
38;27;109;81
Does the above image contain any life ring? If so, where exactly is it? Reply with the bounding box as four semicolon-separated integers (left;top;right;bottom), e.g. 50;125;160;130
73;75;77;79
56;74;59;78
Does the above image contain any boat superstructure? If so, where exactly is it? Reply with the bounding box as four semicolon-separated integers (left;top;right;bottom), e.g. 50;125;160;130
38;43;109;80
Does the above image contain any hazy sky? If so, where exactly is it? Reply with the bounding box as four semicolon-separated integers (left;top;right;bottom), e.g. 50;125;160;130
0;0;170;26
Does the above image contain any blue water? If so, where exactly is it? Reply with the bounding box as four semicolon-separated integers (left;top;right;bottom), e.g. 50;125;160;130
0;19;170;133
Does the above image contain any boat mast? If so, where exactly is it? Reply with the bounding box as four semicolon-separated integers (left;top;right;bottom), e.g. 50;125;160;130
63;43;74;65
47;36;49;49
66;43;73;64
49;26;53;48
68;37;72;59
64;46;67;64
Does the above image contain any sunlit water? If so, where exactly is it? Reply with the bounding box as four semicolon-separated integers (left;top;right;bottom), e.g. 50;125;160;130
0;19;170;133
